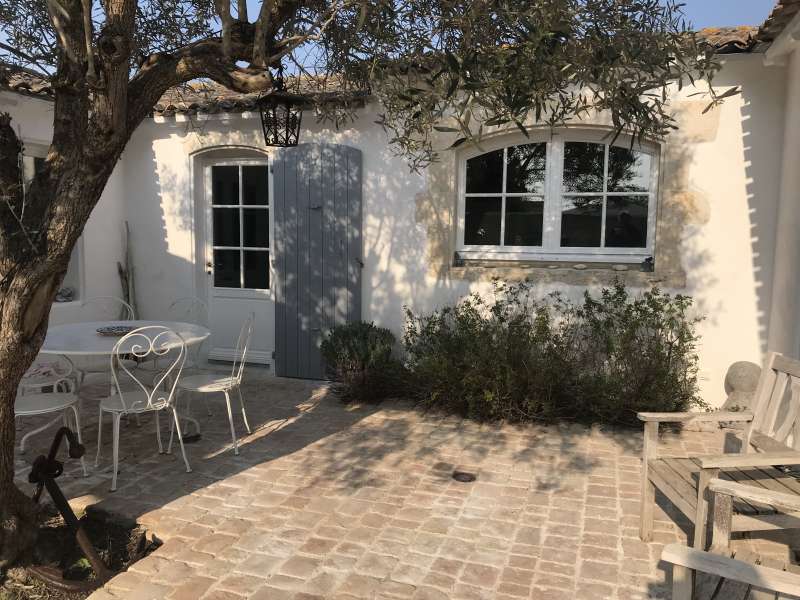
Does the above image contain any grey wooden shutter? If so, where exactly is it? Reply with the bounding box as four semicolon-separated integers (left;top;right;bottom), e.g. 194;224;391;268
273;143;363;379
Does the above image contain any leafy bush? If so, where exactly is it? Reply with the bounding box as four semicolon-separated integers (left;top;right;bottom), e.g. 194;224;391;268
403;280;705;426
321;321;406;403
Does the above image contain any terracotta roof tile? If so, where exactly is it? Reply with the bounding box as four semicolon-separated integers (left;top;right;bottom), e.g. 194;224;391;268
758;0;800;43
696;26;758;54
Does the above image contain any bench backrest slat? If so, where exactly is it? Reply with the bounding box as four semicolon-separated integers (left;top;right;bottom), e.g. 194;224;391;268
748;352;800;451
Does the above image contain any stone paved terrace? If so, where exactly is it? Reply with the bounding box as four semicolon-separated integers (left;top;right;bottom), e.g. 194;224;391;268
13;368;800;600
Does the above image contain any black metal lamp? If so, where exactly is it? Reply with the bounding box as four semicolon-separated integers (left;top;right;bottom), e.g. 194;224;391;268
258;65;303;147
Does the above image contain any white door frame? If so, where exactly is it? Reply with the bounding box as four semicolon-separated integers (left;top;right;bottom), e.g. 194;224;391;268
202;157;275;364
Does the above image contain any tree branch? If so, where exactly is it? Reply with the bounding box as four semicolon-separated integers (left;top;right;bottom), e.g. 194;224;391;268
251;0;274;68
80;0;95;83
214;0;234;61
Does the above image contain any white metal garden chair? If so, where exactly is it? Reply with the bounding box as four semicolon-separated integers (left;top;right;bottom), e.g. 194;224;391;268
79;295;136;321
74;296;137;387
137;297;208;377
167;297;208;327
95;326;191;491
174;314;253;455
15;355;87;476
166;297;208;371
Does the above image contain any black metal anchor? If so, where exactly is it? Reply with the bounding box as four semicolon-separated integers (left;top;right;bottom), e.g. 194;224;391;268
28;427;113;592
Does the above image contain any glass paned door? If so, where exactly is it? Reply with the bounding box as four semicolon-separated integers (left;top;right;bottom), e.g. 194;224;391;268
205;160;274;366
211;165;270;290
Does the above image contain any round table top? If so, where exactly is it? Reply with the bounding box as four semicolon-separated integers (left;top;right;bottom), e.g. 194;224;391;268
41;321;210;356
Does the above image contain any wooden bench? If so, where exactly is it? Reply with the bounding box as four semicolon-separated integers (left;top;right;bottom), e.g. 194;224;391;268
662;478;800;599
639;352;800;549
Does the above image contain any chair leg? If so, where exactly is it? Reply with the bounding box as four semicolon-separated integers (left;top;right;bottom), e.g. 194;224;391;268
671;564;693;600
167;393;178;455
640;421;658;542
694;468;719;549
20;414;62;454
155;409;164;454
171;408;192;473
67;404;88;477
95;407;104;467
111;413;121;492
640;478;655;542
237;387;251;434
223;391;239;455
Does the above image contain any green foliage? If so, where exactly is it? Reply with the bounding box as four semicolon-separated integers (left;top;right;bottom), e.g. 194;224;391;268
403;280;705;426
321;321;406;403
0;0;726;171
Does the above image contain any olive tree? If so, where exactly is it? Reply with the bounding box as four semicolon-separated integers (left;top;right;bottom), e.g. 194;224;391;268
0;0;723;568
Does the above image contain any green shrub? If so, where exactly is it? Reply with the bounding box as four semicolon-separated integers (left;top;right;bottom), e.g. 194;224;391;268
321;321;406;403
403;280;705;426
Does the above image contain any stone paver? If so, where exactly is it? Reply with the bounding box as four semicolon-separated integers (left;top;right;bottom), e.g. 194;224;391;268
13;369;800;599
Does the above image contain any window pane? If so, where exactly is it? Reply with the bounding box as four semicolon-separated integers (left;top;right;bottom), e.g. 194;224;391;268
605;196;649;248
466;150;503;193
243;208;269;248
563;142;605;193
464;196;502;245
608;147;651;192
212;166;239;205
506;144;546;194
561;197;603;247
244;251;270;289
213;250;240;288
213;208;240;246
504;197;544;246
242;165;269;205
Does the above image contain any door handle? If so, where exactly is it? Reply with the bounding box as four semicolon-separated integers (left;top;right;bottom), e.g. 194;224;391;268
206;261;213;275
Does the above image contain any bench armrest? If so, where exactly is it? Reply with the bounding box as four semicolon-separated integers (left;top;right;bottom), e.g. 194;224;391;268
661;544;800;596
698;452;800;469
708;478;800;512
637;411;753;423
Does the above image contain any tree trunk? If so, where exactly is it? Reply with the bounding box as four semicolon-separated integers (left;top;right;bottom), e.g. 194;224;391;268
0;264;64;573
0;152;120;572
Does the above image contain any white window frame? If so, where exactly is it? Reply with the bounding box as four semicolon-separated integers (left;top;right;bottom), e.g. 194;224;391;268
205;160;273;293
456;129;660;263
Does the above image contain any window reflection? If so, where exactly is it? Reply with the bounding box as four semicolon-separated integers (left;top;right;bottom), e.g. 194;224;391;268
466;150;504;193
504;197;543;246
563;142;605;193
465;196;502;245
506;144;546;194
608;147;651;192
605;196;648;248
561;197;603;247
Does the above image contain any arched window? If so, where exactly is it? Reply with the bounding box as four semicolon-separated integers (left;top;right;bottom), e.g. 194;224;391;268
458;131;659;263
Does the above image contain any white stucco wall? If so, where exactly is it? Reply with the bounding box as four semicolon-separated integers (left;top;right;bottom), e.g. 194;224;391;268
0;91;127;324
116;52;786;405
675;55;786;401
2;48;792;407
767;44;800;358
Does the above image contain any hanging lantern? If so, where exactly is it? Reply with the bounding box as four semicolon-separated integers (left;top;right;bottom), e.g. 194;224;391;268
258;65;303;147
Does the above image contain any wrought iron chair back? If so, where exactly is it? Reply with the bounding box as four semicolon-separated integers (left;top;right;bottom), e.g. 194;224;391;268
110;326;185;412
20;355;76;393
231;314;254;384
80;296;135;321
167;297;209;326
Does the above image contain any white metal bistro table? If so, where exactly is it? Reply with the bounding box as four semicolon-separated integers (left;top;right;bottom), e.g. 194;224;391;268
40;320;211;437
41;320;210;357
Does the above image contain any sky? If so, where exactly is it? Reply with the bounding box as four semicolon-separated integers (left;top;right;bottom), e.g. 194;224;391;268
679;0;776;28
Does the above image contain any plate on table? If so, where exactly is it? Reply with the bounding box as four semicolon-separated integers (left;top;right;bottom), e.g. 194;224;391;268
96;325;135;337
